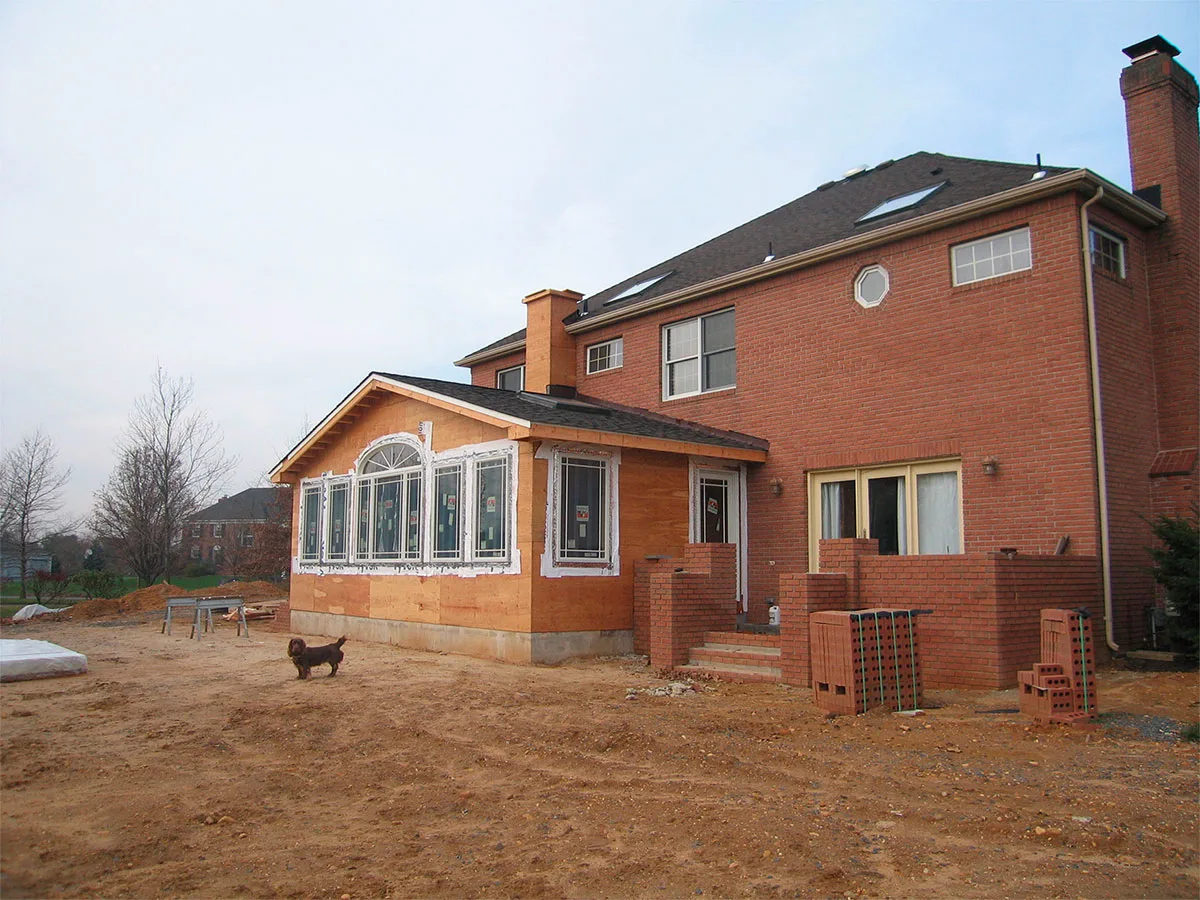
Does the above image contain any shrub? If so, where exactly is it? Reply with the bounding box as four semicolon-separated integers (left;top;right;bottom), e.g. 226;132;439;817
72;569;125;601
28;571;72;605
1148;508;1199;658
184;562;216;578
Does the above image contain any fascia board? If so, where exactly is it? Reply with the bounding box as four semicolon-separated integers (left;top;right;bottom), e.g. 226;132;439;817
269;374;532;481
454;338;527;368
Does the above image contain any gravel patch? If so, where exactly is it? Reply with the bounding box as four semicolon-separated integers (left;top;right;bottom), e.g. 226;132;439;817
1100;712;1190;742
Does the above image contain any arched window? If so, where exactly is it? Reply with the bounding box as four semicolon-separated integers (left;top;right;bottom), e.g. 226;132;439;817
356;440;424;562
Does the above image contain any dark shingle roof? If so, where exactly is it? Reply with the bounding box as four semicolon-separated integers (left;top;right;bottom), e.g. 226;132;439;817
378;373;767;453
460;151;1070;358
190;487;284;523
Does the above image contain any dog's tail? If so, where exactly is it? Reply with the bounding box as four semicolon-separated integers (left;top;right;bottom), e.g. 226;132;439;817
335;636;347;648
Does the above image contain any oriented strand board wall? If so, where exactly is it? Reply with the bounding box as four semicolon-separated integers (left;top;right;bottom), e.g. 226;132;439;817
530;447;690;633
286;392;532;633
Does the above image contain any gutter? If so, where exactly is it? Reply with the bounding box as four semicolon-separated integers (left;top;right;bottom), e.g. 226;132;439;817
455;168;1166;367
1079;186;1119;653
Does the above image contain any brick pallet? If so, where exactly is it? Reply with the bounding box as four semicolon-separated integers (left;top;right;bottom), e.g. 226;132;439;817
811;609;923;715
1018;608;1098;725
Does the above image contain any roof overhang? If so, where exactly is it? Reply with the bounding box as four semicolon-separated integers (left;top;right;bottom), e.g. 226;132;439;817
454;168;1168;363
270;374;767;481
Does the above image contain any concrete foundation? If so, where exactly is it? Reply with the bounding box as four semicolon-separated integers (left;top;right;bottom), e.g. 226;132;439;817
290;610;633;664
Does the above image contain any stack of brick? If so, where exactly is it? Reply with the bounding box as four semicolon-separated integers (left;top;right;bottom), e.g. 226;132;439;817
811;609;923;715
1018;608;1098;725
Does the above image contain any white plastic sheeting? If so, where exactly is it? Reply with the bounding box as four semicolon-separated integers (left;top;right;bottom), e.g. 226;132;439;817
11;604;71;622
0;639;88;682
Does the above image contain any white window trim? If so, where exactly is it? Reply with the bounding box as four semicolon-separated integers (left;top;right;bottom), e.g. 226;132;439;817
323;476;351;563
951;227;1033;286
496;365;525;391
661;308;736;401
293;435;520;577
807;458;963;571
854;264;890;308
586;337;624;374
1089;225;1126;279
299;481;323;562
538;443;621;578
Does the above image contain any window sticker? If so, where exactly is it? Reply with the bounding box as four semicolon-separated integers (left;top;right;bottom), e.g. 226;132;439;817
575;505;590;522
706;497;719;516
486;496;496;513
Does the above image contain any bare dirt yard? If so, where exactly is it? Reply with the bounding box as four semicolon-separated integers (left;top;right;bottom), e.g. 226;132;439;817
1;610;1197;899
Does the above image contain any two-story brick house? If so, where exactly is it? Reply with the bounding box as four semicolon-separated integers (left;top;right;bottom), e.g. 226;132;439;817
182;487;292;575
271;38;1197;687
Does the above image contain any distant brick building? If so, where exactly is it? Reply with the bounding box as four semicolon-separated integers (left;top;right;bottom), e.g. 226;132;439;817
272;37;1197;686
181;487;292;576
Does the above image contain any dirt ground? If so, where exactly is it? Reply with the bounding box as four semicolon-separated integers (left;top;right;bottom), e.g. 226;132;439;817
1;612;1197;900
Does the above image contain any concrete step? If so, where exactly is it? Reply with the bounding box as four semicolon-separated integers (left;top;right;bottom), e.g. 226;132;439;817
676;661;782;683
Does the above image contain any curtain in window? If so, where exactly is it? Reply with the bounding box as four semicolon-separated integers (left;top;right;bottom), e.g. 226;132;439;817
917;471;960;554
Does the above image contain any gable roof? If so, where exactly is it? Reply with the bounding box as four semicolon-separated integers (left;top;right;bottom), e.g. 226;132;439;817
189;487;284;523
270;373;768;480
457;151;1165;365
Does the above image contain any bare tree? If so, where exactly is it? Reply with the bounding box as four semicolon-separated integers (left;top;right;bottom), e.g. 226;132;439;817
92;367;234;587
0;431;71;599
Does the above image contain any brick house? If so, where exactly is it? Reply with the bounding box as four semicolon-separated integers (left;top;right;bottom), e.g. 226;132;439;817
271;38;1197;687
182;487;292;575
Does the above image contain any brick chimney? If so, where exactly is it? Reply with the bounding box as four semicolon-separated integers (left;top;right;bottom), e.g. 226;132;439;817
521;288;582;394
1120;36;1199;462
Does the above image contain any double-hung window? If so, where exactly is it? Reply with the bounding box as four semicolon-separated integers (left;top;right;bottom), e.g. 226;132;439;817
213;523;224;538
663;309;735;399
1089;226;1125;278
952;228;1032;285
554;453;610;563
809;460;962;569
325;479;349;561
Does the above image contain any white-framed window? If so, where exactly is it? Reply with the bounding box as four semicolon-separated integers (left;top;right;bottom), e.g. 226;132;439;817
496;365;525;391
854;265;890;308
475;457;510;559
432;463;463;561
808;459;962;569
300;483;322;562
190;524;201;538
240;530;254;548
1090;226;1126;278
297;435;516;572
189;545;200;560
662;308;735;399
325;479;349;562
553;451;611;563
212;523;224;538
586;337;624;374
952;227;1032;286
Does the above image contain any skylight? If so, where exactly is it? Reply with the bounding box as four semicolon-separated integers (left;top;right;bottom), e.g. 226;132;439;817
604;271;672;305
856;182;946;224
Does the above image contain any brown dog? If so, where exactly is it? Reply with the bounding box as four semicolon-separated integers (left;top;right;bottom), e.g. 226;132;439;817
287;636;346;679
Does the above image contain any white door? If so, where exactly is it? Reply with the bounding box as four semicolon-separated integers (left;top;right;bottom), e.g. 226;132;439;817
693;467;746;611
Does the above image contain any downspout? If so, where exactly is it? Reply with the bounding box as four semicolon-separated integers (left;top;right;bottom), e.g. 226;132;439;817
1079;186;1119;652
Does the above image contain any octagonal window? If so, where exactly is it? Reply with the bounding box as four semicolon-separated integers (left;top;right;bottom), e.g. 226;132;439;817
855;265;890;308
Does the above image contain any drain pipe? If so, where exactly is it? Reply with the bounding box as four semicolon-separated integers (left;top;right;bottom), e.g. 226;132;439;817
1080;186;1119;653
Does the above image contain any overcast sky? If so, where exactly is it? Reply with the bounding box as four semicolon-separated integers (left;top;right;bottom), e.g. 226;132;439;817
2;0;1197;526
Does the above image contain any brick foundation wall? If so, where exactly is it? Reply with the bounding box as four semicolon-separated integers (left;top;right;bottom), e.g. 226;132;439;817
641;543;737;669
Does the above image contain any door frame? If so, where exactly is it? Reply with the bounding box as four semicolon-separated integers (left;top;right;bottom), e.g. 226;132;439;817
688;459;748;612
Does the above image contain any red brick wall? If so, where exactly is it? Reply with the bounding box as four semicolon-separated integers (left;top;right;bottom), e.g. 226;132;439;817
569;197;1107;609
469;350;527;389
777;538;1101;690
640;543;738;669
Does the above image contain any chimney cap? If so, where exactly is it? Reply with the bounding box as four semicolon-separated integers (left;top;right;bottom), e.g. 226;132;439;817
1123;35;1180;61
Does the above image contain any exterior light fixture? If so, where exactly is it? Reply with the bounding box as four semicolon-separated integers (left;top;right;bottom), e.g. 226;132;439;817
982;456;999;476
770;477;784;496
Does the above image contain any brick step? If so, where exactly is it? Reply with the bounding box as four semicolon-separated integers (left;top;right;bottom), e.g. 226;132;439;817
689;645;781;667
676;661;782;683
703;631;780;649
